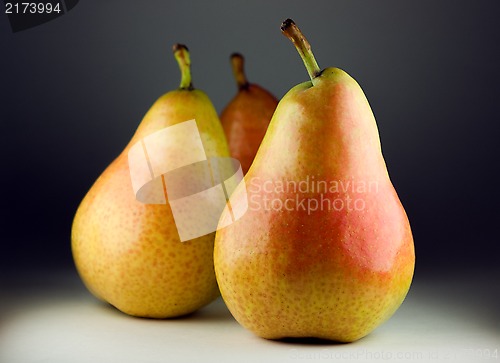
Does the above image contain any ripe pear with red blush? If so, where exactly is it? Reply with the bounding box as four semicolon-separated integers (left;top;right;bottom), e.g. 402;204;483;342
221;53;278;174
214;20;415;342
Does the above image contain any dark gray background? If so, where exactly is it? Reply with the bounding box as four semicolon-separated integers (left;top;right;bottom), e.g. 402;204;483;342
1;0;499;272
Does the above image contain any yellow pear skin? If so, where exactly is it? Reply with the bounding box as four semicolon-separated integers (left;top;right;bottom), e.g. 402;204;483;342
72;44;230;318
214;20;415;342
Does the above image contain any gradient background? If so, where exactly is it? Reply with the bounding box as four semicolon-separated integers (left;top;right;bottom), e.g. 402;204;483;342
1;0;499;275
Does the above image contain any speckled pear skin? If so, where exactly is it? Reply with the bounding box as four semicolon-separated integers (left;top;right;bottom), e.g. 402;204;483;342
214;68;415;342
72;87;230;318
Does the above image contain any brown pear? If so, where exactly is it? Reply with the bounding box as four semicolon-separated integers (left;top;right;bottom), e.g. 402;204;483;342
220;53;278;174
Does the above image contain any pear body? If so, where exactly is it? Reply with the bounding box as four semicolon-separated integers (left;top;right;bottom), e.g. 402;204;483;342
221;84;277;174
214;68;415;342
72;88;230;318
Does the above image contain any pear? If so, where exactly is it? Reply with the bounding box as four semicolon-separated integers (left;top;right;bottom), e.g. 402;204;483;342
72;44;230;318
214;20;415;342
220;53;278;174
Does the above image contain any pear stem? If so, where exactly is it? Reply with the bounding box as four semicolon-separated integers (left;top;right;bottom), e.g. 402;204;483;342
230;53;249;90
173;44;193;90
280;19;321;84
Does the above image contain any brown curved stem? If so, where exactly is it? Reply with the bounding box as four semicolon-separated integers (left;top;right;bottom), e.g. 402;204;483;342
231;53;249;89
281;19;321;84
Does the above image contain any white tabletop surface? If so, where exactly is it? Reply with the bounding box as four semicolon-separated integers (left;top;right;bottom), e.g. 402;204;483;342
1;268;498;363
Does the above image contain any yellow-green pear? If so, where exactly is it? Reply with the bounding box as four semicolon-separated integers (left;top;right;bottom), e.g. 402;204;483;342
72;44;230;318
214;20;415;342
